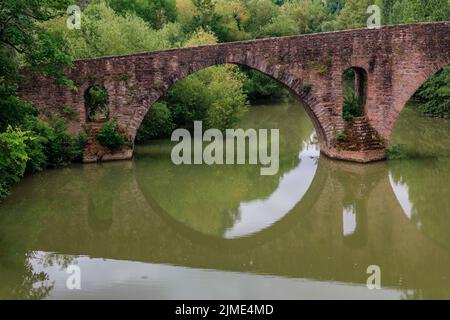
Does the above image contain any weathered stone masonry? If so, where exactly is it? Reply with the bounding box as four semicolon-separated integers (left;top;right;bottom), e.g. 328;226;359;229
19;22;450;163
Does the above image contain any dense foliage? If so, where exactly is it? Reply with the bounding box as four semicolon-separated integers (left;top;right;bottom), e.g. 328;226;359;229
415;66;450;118
136;102;175;142
0;0;87;198
1;0;449;197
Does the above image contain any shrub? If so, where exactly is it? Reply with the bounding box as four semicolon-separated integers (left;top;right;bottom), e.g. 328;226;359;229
85;86;109;122
21;116;51;173
0;127;30;198
98;120;129;150
164;64;248;131
343;92;364;121
136;102;175;142
43;114;86;167
242;67;288;103
21;114;87;171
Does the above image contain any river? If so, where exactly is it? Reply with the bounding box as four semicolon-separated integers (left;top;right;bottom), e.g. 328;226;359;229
0;101;449;299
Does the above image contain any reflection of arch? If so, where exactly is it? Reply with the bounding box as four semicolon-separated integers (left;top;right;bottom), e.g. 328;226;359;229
134;156;328;252
132;61;328;150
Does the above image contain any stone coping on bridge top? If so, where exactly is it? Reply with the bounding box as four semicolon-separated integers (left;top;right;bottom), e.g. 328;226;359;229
73;21;450;63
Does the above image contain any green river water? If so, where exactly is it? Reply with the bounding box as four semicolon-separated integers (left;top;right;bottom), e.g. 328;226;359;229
0;101;449;299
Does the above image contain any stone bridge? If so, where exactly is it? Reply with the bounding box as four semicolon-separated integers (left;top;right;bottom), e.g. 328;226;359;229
19;22;450;163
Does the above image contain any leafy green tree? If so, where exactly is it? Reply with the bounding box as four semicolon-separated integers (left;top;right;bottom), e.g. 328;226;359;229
106;0;178;29
242;68;288;102
43;2;185;59
389;0;450;24
415;67;450;118
98;119;129;150
283;0;332;34
212;0;251;42
0;0;84;197
136;28;248;137
0;0;73;132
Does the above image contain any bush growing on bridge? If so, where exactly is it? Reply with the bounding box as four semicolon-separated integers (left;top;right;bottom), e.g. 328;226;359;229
343;92;364;121
415;66;450;118
98;120;129;151
0;127;30;198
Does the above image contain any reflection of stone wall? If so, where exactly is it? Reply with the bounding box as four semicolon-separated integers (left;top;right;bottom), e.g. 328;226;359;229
26;158;450;297
18;22;450;163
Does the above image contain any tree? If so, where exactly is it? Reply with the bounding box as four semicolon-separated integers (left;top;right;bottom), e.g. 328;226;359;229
43;2;184;59
243;0;280;37
389;0;450;24
213;0;251;42
0;0;73;131
0;0;72;85
283;0;332;34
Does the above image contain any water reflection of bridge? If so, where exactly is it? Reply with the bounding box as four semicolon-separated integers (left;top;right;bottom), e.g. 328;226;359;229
24;158;450;299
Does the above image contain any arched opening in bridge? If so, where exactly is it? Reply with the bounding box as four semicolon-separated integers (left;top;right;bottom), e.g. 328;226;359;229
84;85;110;123
134;64;320;239
388;63;450;242
342;67;367;121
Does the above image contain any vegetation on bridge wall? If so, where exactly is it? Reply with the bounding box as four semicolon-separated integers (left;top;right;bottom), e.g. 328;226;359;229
1;0;449;198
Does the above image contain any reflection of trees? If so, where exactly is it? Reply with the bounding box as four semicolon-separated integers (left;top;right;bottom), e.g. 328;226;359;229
134;101;316;237
0;169;83;299
40;252;77;269
389;157;450;248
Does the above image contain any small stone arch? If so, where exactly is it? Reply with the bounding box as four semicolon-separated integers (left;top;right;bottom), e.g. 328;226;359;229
84;85;110;123
342;67;368;121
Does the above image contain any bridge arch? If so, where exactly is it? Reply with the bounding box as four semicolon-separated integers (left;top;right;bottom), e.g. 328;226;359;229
130;59;328;150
